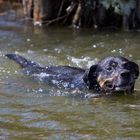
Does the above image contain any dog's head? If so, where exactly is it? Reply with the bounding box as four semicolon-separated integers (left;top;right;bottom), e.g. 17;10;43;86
83;56;139;93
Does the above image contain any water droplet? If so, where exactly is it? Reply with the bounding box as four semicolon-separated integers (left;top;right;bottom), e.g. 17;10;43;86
43;49;48;52
27;38;31;42
111;49;116;53
38;88;43;92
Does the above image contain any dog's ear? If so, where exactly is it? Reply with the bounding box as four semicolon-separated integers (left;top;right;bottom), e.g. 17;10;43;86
132;62;139;79
83;65;98;89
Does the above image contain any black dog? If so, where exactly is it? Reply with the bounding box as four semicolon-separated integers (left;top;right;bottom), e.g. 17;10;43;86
6;54;139;93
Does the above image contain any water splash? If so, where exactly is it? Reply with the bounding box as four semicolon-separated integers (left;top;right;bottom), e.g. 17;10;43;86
67;56;98;68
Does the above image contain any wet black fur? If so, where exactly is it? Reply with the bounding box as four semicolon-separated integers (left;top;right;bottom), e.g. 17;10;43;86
6;54;139;93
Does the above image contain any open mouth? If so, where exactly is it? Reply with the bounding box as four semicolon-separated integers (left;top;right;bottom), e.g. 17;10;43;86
99;78;135;93
103;81;115;92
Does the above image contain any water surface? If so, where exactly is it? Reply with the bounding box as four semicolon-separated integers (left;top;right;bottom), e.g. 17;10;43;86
0;14;140;139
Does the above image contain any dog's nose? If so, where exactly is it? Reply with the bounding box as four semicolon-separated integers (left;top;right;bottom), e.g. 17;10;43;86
120;70;130;78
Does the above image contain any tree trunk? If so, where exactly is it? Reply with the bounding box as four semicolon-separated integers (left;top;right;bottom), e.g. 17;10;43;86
41;0;62;21
136;0;140;21
22;0;32;19
21;0;140;29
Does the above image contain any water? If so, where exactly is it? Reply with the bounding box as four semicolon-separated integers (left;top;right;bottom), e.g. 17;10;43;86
0;13;140;140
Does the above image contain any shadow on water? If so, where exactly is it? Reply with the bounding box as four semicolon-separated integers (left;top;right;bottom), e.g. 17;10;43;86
0;12;140;139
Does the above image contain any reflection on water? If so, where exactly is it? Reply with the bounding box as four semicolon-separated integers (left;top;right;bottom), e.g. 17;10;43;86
0;15;140;139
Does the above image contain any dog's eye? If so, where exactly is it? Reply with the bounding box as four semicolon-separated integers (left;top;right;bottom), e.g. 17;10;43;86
106;66;113;71
124;63;131;69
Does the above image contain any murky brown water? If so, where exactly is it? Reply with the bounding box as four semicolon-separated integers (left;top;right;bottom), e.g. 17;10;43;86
0;12;140;139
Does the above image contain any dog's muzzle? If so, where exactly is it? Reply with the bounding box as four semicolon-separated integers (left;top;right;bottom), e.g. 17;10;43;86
97;71;134;93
